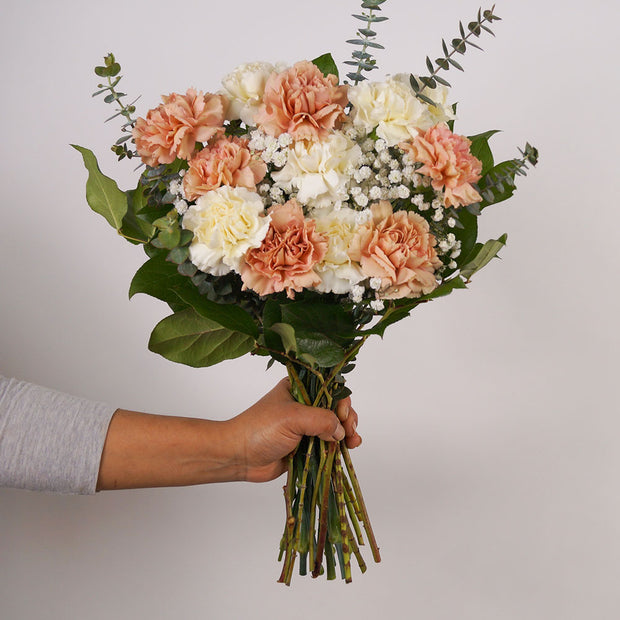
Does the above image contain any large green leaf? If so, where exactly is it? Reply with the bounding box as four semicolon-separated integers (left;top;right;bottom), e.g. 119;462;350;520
296;330;346;368
119;186;155;244
280;301;356;345
452;207;478;270
468;130;500;176
72;145;127;230
148;308;255;368
459;234;507;280
129;255;259;337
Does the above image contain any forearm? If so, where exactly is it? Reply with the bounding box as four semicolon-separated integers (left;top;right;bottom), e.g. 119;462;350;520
96;409;242;490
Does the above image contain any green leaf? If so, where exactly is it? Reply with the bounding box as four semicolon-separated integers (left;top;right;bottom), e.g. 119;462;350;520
129;254;258;337
280;302;356;346
270;323;297;355
148;308;255;368
417;276;467;301
311;53;339;79
72;145;127;230
459;234;507;280
295;331;345;368
452;206;478;269
448;57;464;71
468;130;500;176
119;186;154;244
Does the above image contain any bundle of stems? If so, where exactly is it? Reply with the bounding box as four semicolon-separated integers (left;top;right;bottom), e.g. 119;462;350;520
278;361;381;584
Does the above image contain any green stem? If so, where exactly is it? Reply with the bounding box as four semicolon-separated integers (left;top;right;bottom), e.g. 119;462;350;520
313;441;337;577
290;437;314;581
343;473;364;545
277;453;297;585
333;450;352;583
311;336;369;407
341;444;381;563
308;438;327;573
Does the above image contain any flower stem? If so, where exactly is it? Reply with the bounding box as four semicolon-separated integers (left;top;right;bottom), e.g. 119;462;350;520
333;450;352;582
277;452;297;585
313;441;337;577
341;444;381;563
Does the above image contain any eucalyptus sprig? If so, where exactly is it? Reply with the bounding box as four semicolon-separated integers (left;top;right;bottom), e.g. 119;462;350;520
345;0;389;85
92;53;140;161
478;142;539;204
410;5;501;106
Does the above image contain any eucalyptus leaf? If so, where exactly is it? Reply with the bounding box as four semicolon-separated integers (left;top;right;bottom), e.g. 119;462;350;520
148;308;255;368
478;160;520;207
72;145;127;230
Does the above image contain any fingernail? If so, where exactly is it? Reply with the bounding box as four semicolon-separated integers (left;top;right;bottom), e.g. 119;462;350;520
352;421;357;433
334;425;345;441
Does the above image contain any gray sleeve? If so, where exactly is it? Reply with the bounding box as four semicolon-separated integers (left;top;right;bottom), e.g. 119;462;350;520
0;375;117;494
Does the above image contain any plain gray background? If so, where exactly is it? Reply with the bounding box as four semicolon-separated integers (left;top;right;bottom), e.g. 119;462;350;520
1;0;618;618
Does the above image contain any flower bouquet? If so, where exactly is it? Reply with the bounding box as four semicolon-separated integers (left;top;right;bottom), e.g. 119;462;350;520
74;1;537;584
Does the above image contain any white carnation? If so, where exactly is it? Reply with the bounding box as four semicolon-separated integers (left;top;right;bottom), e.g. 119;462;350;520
313;207;365;294
221;61;279;126
182;187;270;276
271;131;362;209
348;76;429;146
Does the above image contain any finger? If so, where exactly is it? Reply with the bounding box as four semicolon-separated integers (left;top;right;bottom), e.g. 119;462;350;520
288;407;345;442
345;432;362;449
335;397;351;423
342;405;358;438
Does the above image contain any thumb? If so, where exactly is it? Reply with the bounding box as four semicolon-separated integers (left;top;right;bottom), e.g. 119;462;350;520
288;405;345;442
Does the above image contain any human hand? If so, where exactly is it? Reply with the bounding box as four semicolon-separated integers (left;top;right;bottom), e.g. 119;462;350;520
226;378;361;483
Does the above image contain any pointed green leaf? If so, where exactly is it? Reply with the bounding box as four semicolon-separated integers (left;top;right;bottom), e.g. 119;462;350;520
148;308;255;368
459;234;507;280
119;186;154;244
269;323;297;355
467;130;500;176
311;53;339;79
280;302;356;345
72;144;128;230
295;331;345;368
129;254;258;337
452;206;478;268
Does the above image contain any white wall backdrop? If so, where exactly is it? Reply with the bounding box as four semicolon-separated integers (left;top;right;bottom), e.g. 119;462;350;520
1;0;618;618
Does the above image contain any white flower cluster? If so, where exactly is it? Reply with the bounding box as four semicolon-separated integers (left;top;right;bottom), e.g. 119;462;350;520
345;135;420;208
168;170;188;215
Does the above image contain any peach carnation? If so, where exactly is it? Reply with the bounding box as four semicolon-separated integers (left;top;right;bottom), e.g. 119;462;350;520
183;136;267;201
241;200;328;299
348;201;442;299
254;61;348;142
133;89;228;166
400;124;482;208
